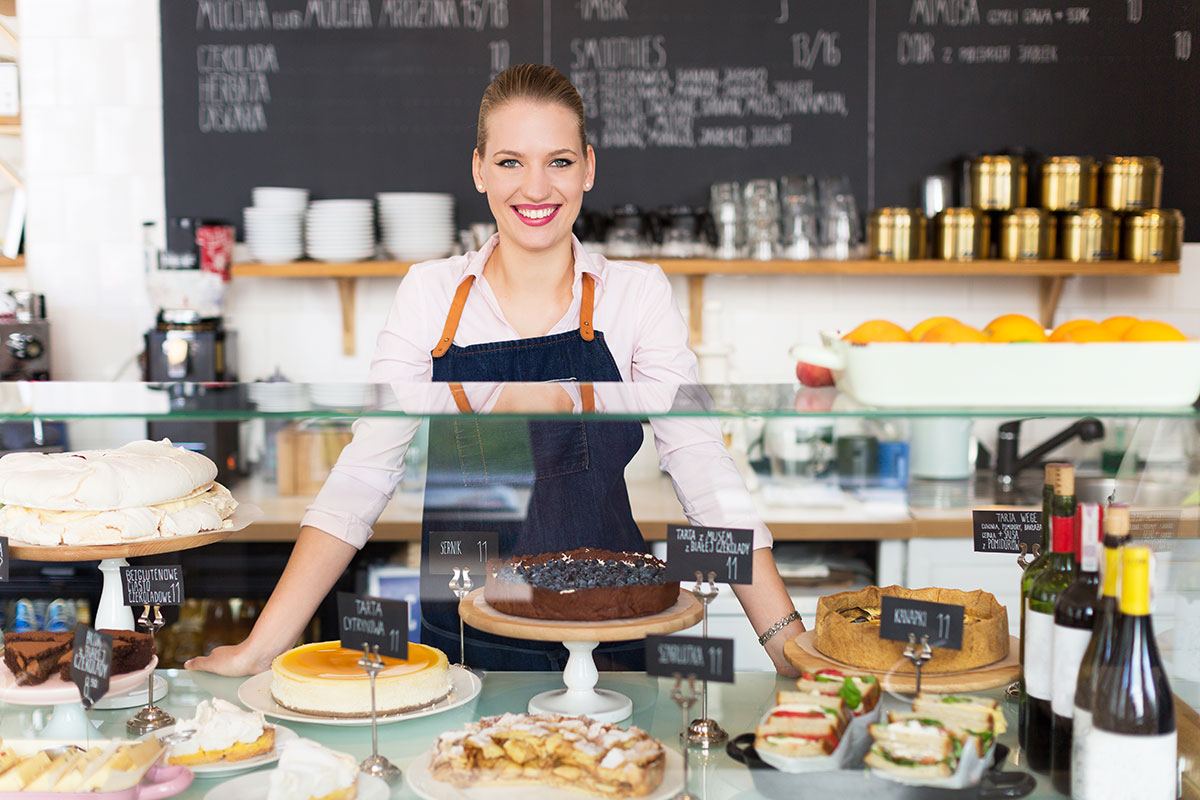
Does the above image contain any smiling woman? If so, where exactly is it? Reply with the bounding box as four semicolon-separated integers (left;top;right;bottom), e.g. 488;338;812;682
188;64;806;677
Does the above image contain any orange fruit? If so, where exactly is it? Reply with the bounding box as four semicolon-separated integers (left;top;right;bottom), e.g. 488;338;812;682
909;316;958;341
985;313;1048;343
842;320;912;344
1121;320;1187;341
918;320;989;343
1063;323;1119;343
1100;315;1140;338
1049;319;1097;342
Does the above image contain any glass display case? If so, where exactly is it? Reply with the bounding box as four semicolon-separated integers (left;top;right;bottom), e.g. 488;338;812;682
0;380;1194;800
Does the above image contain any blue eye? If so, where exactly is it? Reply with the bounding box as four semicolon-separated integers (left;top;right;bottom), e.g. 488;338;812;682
551;158;574;168
496;159;520;168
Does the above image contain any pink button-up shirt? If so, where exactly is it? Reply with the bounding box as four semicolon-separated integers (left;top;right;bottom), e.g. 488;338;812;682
301;235;773;550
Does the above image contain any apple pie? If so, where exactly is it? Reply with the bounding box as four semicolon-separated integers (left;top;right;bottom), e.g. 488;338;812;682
430;712;665;797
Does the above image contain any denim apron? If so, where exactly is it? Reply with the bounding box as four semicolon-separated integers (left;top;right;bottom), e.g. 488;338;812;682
420;272;648;670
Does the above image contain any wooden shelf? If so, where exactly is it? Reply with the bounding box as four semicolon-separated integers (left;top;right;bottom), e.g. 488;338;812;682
0;255;24;269
230;257;1183;354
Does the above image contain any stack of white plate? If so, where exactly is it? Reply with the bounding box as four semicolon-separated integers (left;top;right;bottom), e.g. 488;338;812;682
309;383;373;409
376;192;456;261
306;199;376;262
247;382;309;412
244;186;308;262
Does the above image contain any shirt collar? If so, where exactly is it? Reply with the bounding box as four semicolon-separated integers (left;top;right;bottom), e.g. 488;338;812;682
464;234;606;289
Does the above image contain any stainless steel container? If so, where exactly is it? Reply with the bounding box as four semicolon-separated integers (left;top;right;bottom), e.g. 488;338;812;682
934;208;991;260
1122;209;1184;262
1039;156;1098;210
999;208;1056;261
1100;156;1163;211
970;155;1028;210
1060;209;1118;262
867;207;927;261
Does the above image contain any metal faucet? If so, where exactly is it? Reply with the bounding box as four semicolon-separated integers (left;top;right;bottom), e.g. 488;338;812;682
994;417;1105;490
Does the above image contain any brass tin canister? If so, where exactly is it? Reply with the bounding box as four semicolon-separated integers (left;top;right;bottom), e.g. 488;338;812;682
934;208;991;260
867;207;927;261
999;208;1057;261
1122;209;1184;262
970;155;1028;210
1100;156;1163;210
1039;156;1098;210
1060;209;1118;262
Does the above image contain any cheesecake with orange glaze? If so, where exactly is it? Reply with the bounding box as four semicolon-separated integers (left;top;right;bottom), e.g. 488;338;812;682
269;641;453;718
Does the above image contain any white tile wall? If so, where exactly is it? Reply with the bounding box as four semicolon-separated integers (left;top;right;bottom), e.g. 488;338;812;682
14;0;1200;385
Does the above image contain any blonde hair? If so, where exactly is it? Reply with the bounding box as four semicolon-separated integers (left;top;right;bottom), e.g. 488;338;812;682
477;64;588;155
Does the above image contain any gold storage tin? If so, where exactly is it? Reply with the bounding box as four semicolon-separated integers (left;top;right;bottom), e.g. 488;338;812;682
999;208;1057;261
1039;156;1098;210
1100;156;1163;210
970;155;1028;210
1060;209;1118;262
867;207;927;261
1122;209;1183;262
934;208;991;260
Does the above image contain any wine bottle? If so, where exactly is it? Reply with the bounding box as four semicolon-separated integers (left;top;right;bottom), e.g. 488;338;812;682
1018;461;1068;749
1071;504;1130;800
1049;502;1102;793
1022;464;1076;773
1089;546;1176;800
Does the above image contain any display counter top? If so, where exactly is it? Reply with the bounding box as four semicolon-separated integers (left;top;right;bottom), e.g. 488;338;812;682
1;669;1193;799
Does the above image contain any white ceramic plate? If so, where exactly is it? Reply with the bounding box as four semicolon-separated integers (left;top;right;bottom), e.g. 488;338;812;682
237;665;482;727
153;723;298;777
0;657;158;705
204;771;388;800
405;745;683;800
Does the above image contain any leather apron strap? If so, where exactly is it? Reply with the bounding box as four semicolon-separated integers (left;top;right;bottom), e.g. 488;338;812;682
433;271;598;413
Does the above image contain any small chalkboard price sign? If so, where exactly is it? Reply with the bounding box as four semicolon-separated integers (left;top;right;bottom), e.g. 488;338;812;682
879;596;965;651
337;592;408;660
664;525;754;585
644;635;734;684
120;565;185;606
0;537;8;581
972;510;1043;554
69;625;113;709
427;532;500;576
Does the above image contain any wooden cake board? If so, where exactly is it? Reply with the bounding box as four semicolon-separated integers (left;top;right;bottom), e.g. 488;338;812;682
784;630;1020;694
460;588;703;722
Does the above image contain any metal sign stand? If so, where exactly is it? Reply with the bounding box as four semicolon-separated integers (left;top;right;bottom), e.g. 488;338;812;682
903;632;933;696
357;644;401;783
685;571;727;748
671;675;699;800
126;604;173;735
449;567;474;671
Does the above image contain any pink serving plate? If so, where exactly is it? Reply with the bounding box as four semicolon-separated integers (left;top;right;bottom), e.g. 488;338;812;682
0;765;192;800
0;658;158;705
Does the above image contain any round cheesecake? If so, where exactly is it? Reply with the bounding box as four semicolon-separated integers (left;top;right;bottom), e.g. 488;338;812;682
270;641;453;718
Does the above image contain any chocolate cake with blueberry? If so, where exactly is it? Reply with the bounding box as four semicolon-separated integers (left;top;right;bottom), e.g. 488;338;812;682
484;547;680;621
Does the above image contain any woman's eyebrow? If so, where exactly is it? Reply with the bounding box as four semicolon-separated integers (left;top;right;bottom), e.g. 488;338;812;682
492;148;579;158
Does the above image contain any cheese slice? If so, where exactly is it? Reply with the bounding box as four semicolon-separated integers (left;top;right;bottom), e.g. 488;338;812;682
26;750;83;791
53;747;102;792
0;751;52;791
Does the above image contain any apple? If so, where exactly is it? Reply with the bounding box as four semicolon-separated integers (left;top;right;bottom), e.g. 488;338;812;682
796;361;835;387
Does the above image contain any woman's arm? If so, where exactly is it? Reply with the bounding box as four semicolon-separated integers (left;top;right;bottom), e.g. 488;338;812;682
185;526;357;675
732;549;805;677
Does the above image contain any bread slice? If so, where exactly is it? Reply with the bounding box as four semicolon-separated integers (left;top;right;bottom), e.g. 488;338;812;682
794;669;881;715
914;693;1007;735
757;731;839;758
26;750;84;791
775;692;849;723
52;747;102;792
865;746;955;779
888;710;994;756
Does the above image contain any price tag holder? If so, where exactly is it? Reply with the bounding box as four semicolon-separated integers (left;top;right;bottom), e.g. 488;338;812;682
427;531;499;576
645;635;734;684
0;537;8;581
879;596;965;651
337;592;408;660
69;625;113;710
664;525;754;585
120;565;185;606
972;510;1042;553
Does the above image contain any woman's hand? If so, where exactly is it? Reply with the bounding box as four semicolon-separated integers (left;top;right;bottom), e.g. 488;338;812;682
185;640;278;677
763;618;806;678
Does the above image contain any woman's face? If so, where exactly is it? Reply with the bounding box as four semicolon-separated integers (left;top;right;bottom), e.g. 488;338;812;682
473;99;594;256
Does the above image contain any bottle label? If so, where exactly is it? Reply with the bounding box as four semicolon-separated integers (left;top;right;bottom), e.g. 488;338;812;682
1085;728;1177;800
1025;607;1055;700
1052;625;1093;717
1052;514;1075;554
1079;504;1101;572
1071;707;1093;800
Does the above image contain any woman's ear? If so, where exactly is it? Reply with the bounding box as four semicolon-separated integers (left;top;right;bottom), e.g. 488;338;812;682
584;144;596;191
472;148;485;193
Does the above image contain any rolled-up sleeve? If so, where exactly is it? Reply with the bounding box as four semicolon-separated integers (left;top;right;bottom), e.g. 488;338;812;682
631;268;774;550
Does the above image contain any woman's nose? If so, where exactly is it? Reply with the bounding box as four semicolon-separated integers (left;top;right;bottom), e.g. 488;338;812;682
522;166;551;200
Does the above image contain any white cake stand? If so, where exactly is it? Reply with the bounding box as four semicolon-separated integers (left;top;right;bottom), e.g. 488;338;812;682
459;588;703;723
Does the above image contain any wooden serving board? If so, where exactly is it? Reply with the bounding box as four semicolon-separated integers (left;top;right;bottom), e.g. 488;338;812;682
9;530;234;561
458;587;703;643
783;630;1020;694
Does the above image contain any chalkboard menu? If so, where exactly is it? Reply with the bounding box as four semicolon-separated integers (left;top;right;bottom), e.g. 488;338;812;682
163;1;1200;238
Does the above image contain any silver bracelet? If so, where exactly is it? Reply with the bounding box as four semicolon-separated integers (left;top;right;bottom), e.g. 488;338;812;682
758;611;802;646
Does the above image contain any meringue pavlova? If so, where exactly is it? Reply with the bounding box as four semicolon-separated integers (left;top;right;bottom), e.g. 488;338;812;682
166;698;276;765
0;439;238;545
267;739;358;800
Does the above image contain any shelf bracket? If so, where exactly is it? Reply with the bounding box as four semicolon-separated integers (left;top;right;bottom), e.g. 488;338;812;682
336;277;356;356
1037;275;1067;329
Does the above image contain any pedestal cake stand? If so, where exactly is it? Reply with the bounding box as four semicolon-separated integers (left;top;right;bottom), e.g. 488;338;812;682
459;587;702;723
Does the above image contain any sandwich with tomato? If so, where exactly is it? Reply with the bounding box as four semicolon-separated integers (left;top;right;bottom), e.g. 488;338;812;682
754;699;847;758
865;718;961;779
793;669;880;716
887;694;1003;756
